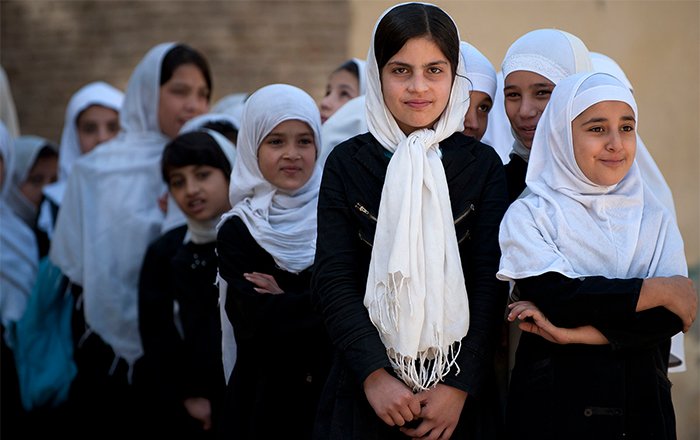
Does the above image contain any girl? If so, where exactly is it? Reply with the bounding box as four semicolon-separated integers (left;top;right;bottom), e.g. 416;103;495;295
499;28;591;202
498;71;696;439
319;58;367;123
460;41;497;142
311;3;509;439
40;81;124;238
216;83;331;439
49;42;211;439
138;130;234;438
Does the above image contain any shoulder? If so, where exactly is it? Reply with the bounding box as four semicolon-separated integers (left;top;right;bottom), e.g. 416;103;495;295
442;132;503;166
146;225;187;256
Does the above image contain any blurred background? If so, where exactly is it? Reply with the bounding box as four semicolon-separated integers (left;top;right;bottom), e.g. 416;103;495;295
1;0;697;437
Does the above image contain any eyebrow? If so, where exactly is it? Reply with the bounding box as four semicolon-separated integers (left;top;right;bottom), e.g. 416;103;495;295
387;60;449;69
580;115;636;124
503;82;554;90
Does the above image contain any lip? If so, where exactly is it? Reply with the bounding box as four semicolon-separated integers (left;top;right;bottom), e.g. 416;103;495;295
404;99;431;109
187;198;206;215
599;158;626;167
280;166;302;174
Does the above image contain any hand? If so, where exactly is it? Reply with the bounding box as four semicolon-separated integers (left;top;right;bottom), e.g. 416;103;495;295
183;397;212;430
640;276;697;332
508;301;608;345
400;384;467;440
363;368;421;427
244;272;284;294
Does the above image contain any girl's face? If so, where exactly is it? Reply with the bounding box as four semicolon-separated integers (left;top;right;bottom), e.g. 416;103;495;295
381;36;453;135
76;104;120;154
572;100;636;186
504;70;555;149
258;119;317;192
20;154;57;208
319;69;360;123
462;91;492;141
158;63;210;139
167;164;230;222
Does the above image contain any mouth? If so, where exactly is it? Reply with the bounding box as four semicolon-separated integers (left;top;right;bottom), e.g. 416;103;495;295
404;99;431;109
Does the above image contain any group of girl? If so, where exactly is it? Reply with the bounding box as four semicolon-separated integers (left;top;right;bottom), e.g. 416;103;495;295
0;2;696;440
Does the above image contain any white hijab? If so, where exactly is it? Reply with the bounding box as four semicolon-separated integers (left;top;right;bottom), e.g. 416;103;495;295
6;135;57;226
50;42;177;371
220;83;322;274
363;2;470;391
0;123;38;333
42;82;124;207
501;29;592;163
0;65;20;138
460;41;497;102
497;72;687;312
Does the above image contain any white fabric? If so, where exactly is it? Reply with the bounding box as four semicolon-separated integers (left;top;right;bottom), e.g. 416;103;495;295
459;41;497;101
497;72;687;357
501;29;592;163
217;274;237;384
363;2;470;391
0;123;38;335
212;92;248;123
481;71;514;163
319;95;368;166
220;83;322;274
50;42;177;371
590;51;683;372
351;57;368;96
179;112;241;140
0;66;20;138
6;135;57;226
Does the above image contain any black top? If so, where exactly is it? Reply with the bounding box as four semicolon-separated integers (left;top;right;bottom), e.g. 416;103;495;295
312;132;510;439
506;272;682;440
503;153;527;203
216;215;332;440
137;225;226;438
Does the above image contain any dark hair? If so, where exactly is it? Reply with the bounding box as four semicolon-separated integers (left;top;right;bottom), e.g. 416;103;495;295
161;131;232;183
374;3;459;78
37;142;59;160
202;120;239;145
160;44;213;100
334;59;360;80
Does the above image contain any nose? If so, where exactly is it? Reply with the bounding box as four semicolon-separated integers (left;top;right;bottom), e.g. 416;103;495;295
96;126;112;144
606;130;623;151
519;97;539;119
408;72;429;93
185;178;200;195
463;107;478;131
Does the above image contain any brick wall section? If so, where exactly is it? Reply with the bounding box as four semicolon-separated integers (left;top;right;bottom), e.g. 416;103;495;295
0;0;350;142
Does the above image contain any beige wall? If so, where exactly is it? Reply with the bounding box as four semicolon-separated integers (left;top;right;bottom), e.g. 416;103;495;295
349;0;699;269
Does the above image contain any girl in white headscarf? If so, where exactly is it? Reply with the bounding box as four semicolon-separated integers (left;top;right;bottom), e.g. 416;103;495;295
312;3;509;439
39;81;123;238
498;28;592;202
215;83;332;440
319;57;367;124
498;71;696;439
49;42;211;438
460;41;497;142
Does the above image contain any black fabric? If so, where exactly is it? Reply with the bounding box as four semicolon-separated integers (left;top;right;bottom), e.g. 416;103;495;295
136;225;225;439
503;153;527;203
506;272;680;440
311;132;510;439
216;216;332;440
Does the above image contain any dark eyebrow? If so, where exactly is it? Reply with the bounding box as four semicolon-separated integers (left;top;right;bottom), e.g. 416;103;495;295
387;60;449;69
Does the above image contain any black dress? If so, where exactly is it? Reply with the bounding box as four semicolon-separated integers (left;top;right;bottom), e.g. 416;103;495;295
311;132;510;439
503;153;527;203
216;216;332;440
137;225;226;439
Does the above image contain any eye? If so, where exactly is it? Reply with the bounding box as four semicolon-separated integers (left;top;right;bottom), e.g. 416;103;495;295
169;178;184;189
392;67;409;75
588;126;604;133
478;103;492;113
621;124;635;132
299;136;315;146
428;66;443;75
196;170;212;180
535;89;553;98
504;91;520;100
80;123;98;134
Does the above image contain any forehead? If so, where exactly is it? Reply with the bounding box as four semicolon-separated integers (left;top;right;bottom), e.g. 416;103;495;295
504;70;553;88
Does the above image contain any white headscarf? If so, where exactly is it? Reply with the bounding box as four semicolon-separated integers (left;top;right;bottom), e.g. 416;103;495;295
0;66;20;138
460;41;497;101
363;2;470;391
212;92;248;123
481;71;514;163
6;135;57;226
40;82;124;238
220;83;322;274
319;95;368;167
351;57;368;96
497;71;687;298
50;42;177;371
0;123;38;333
501;29;592;162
